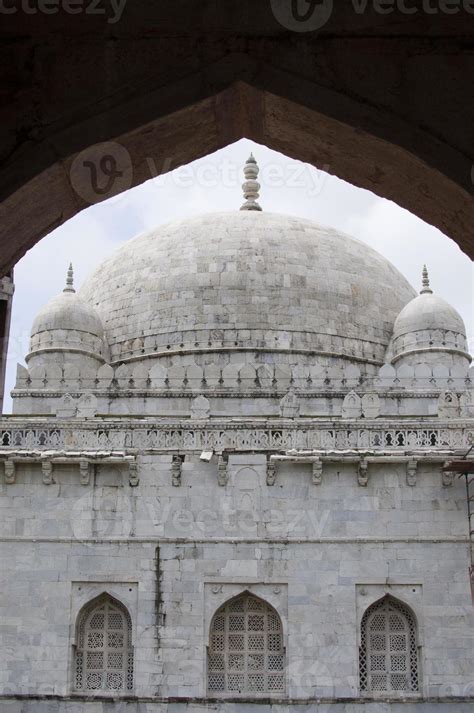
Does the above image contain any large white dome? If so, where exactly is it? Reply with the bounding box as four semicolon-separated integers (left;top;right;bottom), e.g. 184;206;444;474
79;211;415;371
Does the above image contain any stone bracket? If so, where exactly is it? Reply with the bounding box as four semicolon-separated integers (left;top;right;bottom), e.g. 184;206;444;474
79;458;90;486
312;459;323;485
128;459;140;487
442;461;454;487
217;454;228;486
4;459;15;484
1;454;137;487
406;459;417;487
171;454;184;487
358;458;368;487
41;460;53;485
266;457;276;486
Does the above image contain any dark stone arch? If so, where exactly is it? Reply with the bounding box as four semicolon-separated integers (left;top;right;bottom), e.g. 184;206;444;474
1;2;473;274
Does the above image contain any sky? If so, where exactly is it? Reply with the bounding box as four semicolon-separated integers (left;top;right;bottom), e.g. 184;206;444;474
5;138;473;412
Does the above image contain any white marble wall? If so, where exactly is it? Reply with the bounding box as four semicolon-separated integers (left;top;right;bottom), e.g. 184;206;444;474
0;454;472;706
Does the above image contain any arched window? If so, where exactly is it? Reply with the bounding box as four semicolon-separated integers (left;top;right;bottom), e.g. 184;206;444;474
359;596;419;695
207;593;285;696
74;594;133;693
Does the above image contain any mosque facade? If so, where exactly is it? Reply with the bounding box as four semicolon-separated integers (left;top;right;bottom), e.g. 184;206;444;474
0;156;473;711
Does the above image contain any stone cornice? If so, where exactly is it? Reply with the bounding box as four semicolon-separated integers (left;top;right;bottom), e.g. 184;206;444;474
10;389;465;399
0;536;468;545
391;345;471;364
25;346;106;364
0;693;472;704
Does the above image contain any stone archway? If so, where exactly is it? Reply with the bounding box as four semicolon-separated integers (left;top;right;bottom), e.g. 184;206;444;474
1;0;474;274
1;79;472;277
1;4;473;408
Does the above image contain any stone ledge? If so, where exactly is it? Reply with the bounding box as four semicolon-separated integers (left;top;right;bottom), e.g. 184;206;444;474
1;693;473;704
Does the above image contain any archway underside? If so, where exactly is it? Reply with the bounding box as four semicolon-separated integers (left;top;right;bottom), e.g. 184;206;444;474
0;77;472;276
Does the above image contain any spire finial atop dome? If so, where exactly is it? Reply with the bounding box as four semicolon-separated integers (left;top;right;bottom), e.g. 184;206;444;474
63;263;75;293
240;153;262;212
420;264;433;294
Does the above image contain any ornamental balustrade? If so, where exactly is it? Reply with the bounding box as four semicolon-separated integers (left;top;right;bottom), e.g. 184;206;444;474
0;422;472;453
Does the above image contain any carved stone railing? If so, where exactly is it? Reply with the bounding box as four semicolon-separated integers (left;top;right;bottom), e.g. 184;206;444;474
0;419;472;454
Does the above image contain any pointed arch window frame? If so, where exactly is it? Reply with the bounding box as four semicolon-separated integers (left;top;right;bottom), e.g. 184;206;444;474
71;591;135;696
206;590;287;698
358;593;422;698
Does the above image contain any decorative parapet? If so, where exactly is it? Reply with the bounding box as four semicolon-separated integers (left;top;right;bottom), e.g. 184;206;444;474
0;419;472;454
12;359;474;395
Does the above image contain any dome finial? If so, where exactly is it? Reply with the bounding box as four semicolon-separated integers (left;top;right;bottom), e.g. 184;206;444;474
63;263;75;293
420;264;433;294
240;153;262;211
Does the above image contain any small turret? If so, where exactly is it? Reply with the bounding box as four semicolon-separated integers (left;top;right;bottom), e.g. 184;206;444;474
26;263;107;370
390;265;470;369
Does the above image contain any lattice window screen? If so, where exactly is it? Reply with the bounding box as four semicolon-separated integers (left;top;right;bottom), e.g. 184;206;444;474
74;595;133;693
359;596;419;695
208;594;285;695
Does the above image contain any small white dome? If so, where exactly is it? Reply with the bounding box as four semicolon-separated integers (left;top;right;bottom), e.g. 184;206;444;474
28;265;106;364
391;266;470;366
